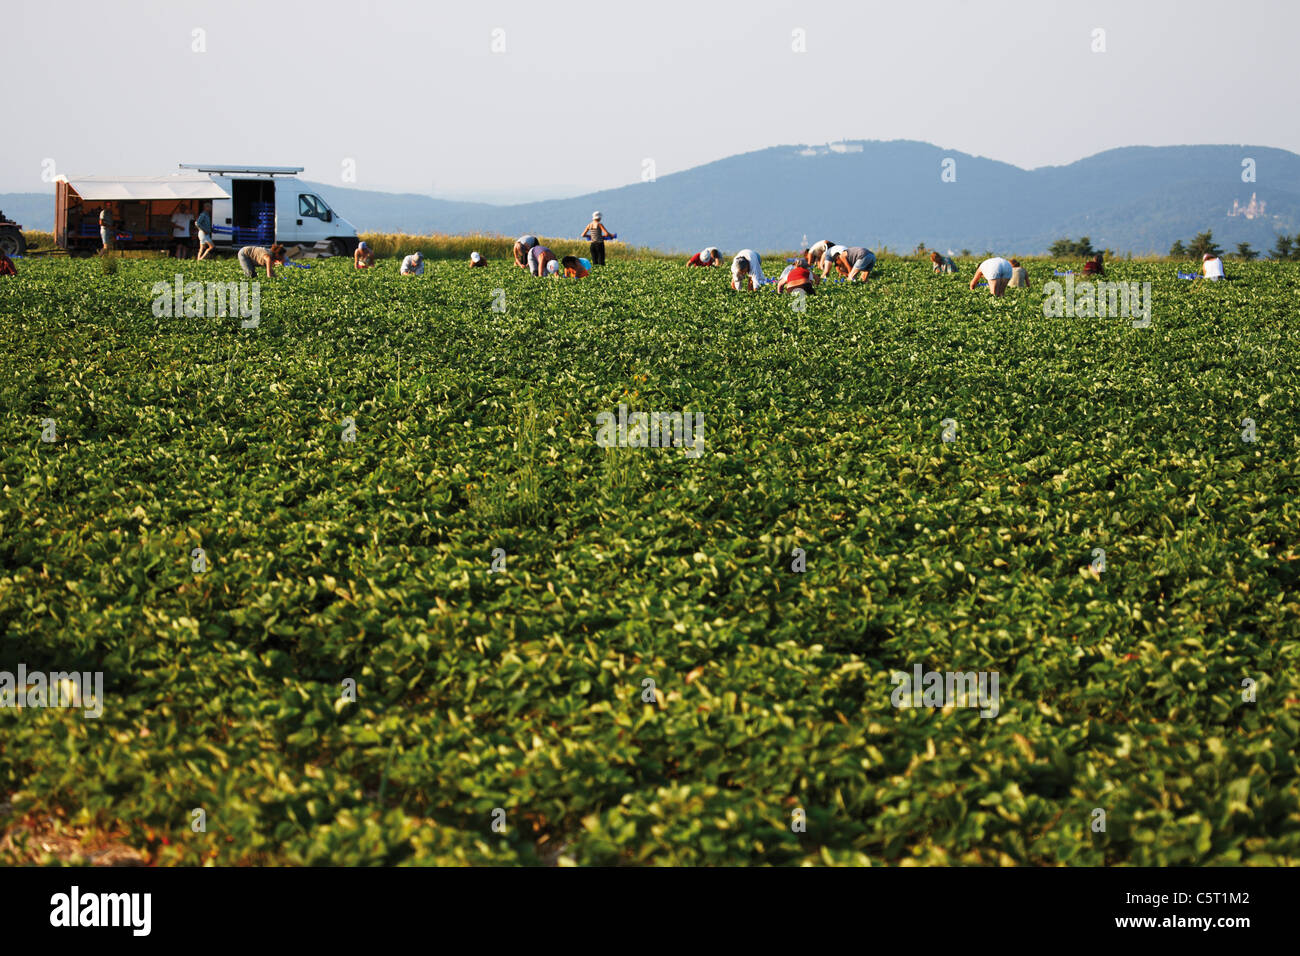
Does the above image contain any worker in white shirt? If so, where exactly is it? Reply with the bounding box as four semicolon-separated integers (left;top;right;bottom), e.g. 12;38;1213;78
808;239;836;269
731;249;765;291
400;251;425;276
171;206;193;259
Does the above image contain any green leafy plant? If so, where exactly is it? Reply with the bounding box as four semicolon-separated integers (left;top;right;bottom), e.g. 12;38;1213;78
1;255;1297;866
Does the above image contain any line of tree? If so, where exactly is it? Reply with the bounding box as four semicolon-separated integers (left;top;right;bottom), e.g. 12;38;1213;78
1169;229;1300;260
920;232;1297;260
1048;236;1097;258
1263;234;1300;260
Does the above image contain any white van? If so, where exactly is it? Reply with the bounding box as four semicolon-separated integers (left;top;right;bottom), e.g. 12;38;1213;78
182;164;359;256
56;164;360;256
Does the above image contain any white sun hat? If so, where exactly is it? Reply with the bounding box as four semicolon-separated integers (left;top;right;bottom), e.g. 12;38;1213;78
592;211;602;220
470;251;482;262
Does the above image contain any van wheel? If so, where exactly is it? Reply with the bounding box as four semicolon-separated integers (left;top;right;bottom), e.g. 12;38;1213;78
328;238;351;258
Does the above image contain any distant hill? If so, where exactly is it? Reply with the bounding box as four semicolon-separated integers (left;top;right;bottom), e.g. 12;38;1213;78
6;142;1298;254
0;193;56;233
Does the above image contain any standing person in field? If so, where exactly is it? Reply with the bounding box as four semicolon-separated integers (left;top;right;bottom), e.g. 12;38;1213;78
561;255;589;278
513;235;538;269
731;249;765;291
824;245;875;281
776;255;818;295
582;211;612;266
354;241;375;269
1202;251;1227;280
970;256;1013;295
99;204;115;252
469;251;487;268
687;247;722;267
195;203;215;261
171;205;193;259
930;251;958;274
400;251;425;276
528;243;558;277
1007;259;1031;288
238;243;286;278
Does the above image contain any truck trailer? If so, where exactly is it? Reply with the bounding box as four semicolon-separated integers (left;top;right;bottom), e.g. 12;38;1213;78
55;164;359;257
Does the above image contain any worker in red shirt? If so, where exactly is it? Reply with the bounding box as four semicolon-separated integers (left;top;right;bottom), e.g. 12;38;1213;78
776;256;818;295
687;247;722;267
561;255;589;278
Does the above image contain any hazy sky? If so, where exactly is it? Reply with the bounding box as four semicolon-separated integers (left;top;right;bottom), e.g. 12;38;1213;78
9;0;1298;202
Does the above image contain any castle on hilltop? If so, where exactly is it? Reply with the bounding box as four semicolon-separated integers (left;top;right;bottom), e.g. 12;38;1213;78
1228;193;1266;219
797;142;865;157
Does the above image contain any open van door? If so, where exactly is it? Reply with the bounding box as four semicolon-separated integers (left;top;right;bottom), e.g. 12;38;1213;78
231;178;276;246
179;165;305;249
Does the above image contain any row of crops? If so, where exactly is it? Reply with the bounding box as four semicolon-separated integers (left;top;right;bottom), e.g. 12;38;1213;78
1;256;1297;864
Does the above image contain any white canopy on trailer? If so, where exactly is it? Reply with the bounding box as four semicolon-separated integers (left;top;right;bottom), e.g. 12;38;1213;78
58;174;230;201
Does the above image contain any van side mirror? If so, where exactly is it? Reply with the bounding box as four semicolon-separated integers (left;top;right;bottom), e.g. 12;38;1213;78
323;210;332;223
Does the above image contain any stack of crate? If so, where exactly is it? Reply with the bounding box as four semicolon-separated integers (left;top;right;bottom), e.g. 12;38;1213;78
235;201;275;245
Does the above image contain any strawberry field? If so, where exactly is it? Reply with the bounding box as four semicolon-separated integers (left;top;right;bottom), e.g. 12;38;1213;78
2;255;1298;865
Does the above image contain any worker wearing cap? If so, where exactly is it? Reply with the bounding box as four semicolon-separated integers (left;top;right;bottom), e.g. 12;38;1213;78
470;251;487;268
354;241;375;269
824;245;875;282
400;251;425;276
513;235;538;269
582;212;612;267
687;247;722;267
528;244;557;277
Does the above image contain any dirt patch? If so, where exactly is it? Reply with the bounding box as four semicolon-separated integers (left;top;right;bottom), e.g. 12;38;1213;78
0;798;148;866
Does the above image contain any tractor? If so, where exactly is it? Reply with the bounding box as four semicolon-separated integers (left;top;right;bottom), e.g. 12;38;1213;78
0;210;26;257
